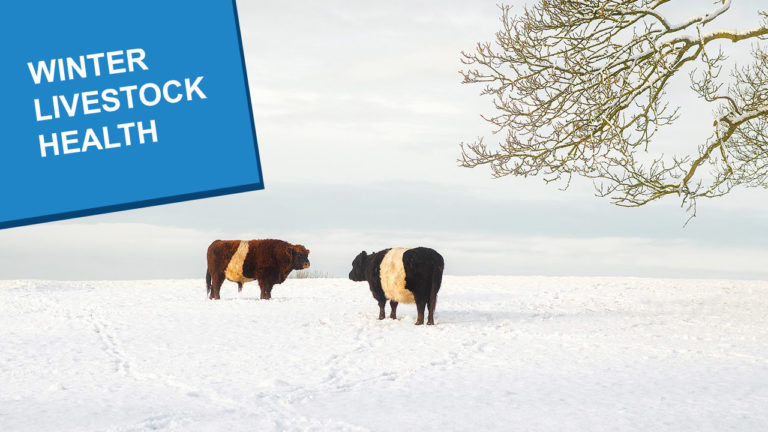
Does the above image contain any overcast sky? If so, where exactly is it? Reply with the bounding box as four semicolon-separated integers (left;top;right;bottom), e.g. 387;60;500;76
1;0;767;280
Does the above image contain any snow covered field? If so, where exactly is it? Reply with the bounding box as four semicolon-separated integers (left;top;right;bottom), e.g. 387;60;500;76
1;276;767;431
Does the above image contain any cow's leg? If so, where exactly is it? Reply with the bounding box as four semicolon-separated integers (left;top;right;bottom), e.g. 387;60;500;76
389;301;398;319
427;291;437;325
237;282;243;293
211;273;225;300
258;279;274;300
378;300;386;320
415;298;427;325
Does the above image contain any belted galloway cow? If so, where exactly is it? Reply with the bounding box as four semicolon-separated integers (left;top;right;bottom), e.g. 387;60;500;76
349;247;444;325
206;239;310;300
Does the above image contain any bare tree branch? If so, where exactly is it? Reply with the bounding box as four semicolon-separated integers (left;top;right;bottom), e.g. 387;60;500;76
460;0;768;215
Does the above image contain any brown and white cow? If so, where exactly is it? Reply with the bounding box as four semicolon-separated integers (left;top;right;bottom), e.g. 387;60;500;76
206;239;310;300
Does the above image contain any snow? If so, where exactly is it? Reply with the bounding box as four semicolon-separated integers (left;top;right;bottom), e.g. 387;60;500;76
664;0;732;33
1;276;767;431
725;104;768;126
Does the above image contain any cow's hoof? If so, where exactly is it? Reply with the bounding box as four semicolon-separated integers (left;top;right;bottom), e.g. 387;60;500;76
427;321;435;325
378;316;385;320
415;320;424;325
389;314;397;320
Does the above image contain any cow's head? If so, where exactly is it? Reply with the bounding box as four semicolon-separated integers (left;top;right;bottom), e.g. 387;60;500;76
348;251;368;281
290;244;310;270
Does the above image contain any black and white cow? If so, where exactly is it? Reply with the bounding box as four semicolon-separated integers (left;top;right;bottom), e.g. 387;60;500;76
348;247;444;325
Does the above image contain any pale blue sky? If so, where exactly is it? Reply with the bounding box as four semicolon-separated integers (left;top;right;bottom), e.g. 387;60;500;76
1;0;767;280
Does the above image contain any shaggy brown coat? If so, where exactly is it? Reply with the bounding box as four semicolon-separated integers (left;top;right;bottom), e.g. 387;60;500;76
206;239;310;300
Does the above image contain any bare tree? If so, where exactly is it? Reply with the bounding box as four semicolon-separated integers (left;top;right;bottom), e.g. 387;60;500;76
460;0;768;217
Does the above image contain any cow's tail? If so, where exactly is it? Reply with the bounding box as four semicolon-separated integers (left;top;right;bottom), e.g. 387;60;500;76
431;254;444;302
205;269;212;299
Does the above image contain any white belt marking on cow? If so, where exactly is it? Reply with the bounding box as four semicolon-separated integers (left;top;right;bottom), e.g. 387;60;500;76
225;241;253;284
379;247;415;304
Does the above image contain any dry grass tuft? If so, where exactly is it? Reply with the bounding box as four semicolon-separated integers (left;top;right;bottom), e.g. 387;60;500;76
290;269;333;279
